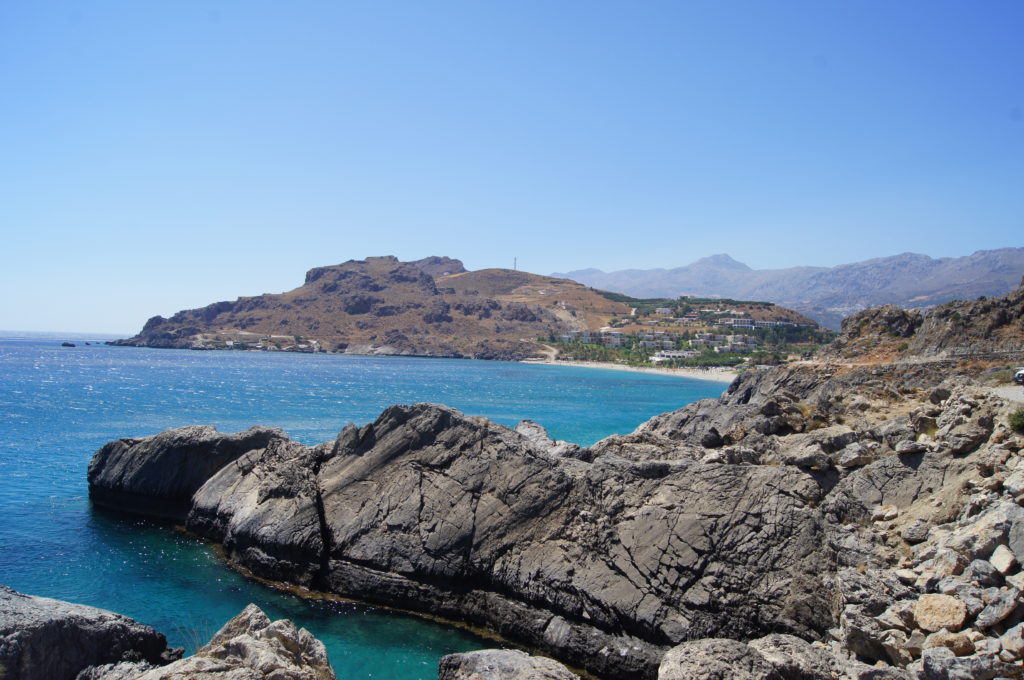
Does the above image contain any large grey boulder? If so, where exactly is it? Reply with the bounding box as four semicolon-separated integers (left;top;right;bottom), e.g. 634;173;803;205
88;425;287;520
0;585;177;680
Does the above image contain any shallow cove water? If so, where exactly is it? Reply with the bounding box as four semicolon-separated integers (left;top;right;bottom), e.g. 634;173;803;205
0;333;724;679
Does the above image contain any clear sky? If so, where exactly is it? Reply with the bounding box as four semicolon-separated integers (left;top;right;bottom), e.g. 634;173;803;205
2;1;1022;333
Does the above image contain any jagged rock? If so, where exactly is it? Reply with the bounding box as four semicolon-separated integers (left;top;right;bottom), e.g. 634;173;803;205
974;586;1020;628
876;601;915;632
0;585;178;680
962;559;1003;588
89;403;836;680
946;501;1024;560
128;604;335;680
1010;515;1024;564
438;649;578;680
914;594;967;633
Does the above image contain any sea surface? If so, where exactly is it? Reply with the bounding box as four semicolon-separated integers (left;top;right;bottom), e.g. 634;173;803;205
0;332;724;679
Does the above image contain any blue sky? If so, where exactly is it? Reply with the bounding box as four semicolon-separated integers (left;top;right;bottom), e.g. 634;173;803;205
2;1;1022;333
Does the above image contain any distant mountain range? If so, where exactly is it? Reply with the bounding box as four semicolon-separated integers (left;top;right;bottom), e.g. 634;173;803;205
553;248;1024;328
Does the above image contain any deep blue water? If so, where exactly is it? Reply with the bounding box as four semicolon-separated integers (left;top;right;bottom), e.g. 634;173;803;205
0;333;724;678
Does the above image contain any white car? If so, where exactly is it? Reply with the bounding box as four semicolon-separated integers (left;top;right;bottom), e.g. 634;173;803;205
1015;368;1024;385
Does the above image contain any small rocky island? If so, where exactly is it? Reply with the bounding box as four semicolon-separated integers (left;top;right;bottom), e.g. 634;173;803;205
10;278;1023;679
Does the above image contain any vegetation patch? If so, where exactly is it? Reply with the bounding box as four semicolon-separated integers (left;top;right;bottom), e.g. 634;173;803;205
1010;407;1024;433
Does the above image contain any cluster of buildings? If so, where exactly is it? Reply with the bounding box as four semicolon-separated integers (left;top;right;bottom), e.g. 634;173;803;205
556;329;762;356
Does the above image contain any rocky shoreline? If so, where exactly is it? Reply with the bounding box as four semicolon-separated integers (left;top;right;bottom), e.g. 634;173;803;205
22;278;1024;679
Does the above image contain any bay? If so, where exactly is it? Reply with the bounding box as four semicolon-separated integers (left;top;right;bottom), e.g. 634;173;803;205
0;333;723;679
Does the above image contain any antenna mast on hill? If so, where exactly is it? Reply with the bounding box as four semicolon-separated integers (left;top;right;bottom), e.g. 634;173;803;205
513;257;517;271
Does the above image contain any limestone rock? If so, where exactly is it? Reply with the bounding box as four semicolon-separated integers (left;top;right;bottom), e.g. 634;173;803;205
914;594;967;633
0;585;177;680
658;639;778;680
989;544;1018;574
746;634;839;680
131;604;335;680
438;649;578;680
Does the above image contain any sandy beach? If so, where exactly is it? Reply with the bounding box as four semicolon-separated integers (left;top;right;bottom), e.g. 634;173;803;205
524;359;739;383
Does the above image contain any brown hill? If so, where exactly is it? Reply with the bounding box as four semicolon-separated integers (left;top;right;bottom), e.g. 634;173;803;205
112;256;630;360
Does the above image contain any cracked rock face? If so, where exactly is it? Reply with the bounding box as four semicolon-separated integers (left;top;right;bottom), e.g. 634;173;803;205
89;403;836;680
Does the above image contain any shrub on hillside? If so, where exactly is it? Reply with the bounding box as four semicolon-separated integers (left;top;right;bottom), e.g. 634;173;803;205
1010;407;1024;433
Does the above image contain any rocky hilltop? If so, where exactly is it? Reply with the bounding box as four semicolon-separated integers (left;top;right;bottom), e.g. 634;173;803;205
555;247;1024;329
112;256;629;360
89;279;1024;679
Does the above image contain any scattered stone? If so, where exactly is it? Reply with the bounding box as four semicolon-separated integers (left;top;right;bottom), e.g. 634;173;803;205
894;569;918;585
962;559;1003;588
922;630;975;656
895;440;927;455
838;443;874;468
876;601;915;632
988;544;1018;574
914;594;967;632
930;550;968;578
901;519;932;544
873;505;899;522
999;621;1024;660
439;649;578;680
1004;468;1024;496
1010;516;1024;564
974;586;1021;628
920;645;1018;680
903;629;926;659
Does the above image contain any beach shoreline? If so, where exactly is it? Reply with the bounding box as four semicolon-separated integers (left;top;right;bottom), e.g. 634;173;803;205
524;359;739;383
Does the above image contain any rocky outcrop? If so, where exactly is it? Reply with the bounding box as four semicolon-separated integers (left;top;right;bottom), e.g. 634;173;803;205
108;604;337;680
0;586;178;680
0;587;336;680
90;402;837;680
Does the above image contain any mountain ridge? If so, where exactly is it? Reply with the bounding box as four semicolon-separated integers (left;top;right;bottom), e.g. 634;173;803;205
553;247;1024;328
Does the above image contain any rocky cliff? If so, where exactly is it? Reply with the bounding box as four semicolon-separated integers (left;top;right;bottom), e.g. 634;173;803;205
89;280;1024;679
112;256;629;360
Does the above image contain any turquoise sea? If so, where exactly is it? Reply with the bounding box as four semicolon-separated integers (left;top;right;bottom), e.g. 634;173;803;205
0;332;724;678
